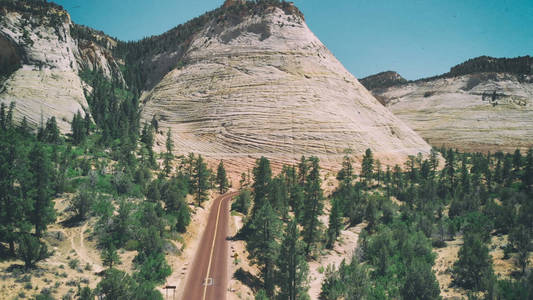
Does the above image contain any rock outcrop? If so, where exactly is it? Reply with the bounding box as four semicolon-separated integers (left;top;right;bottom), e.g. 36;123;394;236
141;2;431;164
0;4;87;131
362;57;533;152
0;3;124;132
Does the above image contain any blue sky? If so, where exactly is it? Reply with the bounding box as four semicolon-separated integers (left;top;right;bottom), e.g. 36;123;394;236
54;0;533;80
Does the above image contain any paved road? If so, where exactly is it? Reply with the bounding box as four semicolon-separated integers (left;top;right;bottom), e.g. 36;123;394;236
182;192;236;300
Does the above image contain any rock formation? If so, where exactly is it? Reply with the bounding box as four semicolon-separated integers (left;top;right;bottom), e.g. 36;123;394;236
0;2;123;132
140;1;431;164
361;56;533;152
1;0;432;164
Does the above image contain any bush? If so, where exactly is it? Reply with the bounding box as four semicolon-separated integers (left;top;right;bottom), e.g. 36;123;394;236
68;259;79;270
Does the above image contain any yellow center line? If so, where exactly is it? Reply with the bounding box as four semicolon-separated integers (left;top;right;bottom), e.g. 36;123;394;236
202;194;225;300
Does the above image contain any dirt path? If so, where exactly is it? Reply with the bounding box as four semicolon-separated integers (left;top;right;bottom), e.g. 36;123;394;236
182;192;237;300
56;222;103;273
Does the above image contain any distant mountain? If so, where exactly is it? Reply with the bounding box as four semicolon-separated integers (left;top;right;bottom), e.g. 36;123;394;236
359;71;407;91
362;56;533;152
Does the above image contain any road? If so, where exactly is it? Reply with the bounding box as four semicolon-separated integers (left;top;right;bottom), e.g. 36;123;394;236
181;192;236;300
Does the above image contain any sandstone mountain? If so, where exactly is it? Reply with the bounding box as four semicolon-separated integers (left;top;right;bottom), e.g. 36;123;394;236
0;1;123;131
138;0;431;164
1;0;432;164
361;56;533;152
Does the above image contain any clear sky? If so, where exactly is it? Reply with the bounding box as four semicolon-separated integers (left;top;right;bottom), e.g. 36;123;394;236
53;0;533;80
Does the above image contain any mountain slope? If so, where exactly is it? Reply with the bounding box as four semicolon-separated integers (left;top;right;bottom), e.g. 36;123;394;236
0;1;124;131
361;56;533;152
140;1;431;164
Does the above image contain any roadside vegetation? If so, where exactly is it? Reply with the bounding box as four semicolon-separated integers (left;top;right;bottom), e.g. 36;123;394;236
235;146;533;300
0;69;227;300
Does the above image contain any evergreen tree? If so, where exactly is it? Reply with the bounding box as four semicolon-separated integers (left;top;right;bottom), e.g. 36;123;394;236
97;268;137;300
192;155;210;207
252;156;272;217
298;155;309;186
164;177;190;232
162;128;173;176
524;149;533;192
320;258;370;300
513;149;522;178
140;122;156;168
509;224;531;275
452;232;494;291
277;220;310;300
232;188;251;215
101;244;121;269
361;148;374;186
302;156;324;256
71;110;86;144
445;148;456;190
17;233;51;269
401;258;441;300
43;116;61;144
336;155;353;183
255;290;269;300
69;184;95;220
0;128;30;255
326;197;342;249
28;143;55;237
247;202;281;297
216;160;229;194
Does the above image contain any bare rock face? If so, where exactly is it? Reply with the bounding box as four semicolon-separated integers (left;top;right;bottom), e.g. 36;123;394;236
365;71;533;152
0;6;123;132
0;8;88;131
142;5;431;163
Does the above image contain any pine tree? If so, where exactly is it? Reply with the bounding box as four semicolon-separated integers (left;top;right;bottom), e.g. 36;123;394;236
17;233;51;269
277;220;310;300
192;155;210;207
216;160;229;194
298;155;308;186
247;202;281;297
302;156;324;256
361;148;374;186
326;197;342;249
513;149;522;178
445;148;456;189
336;155;353;183
401;258;441;300
252;156;272;217
71;111;85;144
162;128;174;176
44;116;60;144
101;244;121;269
0;128;31;255
452;232;495;291
28;143;56;237
523;148;533;192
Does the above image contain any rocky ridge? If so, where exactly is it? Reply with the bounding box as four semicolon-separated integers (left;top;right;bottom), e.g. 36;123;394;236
361;57;533;152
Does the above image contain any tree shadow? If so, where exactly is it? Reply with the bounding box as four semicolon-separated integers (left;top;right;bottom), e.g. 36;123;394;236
0;244;16;261
227;223;251;241
233;267;261;292
59;215;84;228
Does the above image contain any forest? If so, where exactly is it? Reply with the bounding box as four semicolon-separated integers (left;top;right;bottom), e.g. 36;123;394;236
233;147;533;299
